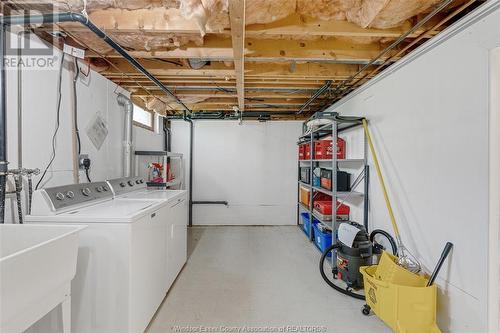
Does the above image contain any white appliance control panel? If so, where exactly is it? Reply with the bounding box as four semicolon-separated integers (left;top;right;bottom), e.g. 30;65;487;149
31;182;113;214
107;176;146;196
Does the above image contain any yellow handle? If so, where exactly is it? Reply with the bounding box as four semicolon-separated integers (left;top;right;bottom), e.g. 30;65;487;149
362;119;400;237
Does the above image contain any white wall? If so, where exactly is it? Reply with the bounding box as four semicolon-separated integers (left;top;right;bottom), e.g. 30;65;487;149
4;32;164;223
489;47;500;331
171;120;302;225
327;2;500;332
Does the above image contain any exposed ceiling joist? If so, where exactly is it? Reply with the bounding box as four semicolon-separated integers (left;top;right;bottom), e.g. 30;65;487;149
85;36;399;64
228;0;245;111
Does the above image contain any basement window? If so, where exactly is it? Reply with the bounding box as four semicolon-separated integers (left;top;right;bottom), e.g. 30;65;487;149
133;104;154;131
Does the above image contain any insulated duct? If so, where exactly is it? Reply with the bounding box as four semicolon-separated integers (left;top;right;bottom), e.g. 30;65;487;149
117;93;134;177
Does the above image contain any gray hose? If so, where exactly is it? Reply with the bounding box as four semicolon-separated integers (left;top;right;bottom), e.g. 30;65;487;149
14;175;23;224
27;176;33;214
0;175;5;224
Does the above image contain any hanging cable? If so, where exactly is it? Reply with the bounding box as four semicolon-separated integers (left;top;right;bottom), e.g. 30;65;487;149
35;52;66;190
73;57;81;155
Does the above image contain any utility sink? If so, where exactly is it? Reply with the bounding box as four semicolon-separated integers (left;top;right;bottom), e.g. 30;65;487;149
0;224;85;333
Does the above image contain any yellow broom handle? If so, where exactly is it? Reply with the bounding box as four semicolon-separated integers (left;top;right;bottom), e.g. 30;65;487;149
362;119;400;237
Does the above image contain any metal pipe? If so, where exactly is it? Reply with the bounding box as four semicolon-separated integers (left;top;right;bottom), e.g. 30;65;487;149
17;30;27;170
330;0;454;99
117;93;134;177
297;80;331;115
183;111;194;227
363;165;369;231
163;118;171;152
0;24;7;224
1;12;191;114
192;201;228;206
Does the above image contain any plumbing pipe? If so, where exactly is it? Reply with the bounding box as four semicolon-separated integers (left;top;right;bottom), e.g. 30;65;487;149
183;111;194;227
0;24;7;224
163;118;171;152
17;30;27;170
193;201;228;206
117;94;134;177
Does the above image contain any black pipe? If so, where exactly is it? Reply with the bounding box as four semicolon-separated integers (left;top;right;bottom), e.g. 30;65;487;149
163;118;171;152
193;201;228;206
363;165;369;231
183;111;194;227
0;24;7;224
0;13;191;115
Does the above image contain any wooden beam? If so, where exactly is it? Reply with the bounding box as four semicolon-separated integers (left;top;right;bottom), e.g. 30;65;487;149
98;60;369;79
85;35;398;64
229;0;245;111
56;9;439;39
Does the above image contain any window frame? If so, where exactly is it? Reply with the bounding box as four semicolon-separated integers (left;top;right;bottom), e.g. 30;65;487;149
132;103;155;132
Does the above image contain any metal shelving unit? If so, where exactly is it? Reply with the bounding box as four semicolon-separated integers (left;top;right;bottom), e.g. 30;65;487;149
134;151;185;189
297;112;369;267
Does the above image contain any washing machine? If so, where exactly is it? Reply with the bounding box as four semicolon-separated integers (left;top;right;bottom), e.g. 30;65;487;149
26;181;170;333
106;176;188;289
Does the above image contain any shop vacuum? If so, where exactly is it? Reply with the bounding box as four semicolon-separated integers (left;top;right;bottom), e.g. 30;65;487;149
319;222;397;300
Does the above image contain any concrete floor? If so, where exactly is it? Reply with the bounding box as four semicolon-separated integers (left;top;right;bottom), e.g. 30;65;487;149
148;226;390;333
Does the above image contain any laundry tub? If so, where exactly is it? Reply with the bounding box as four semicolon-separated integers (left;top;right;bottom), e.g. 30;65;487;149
0;224;85;333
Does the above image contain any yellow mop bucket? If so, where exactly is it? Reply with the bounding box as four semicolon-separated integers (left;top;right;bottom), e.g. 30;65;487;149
360;254;440;333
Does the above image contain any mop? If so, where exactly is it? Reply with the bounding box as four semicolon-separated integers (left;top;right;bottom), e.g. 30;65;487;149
362;119;421;273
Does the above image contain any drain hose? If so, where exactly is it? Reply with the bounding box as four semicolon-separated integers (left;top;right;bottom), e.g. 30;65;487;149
14;175;23;224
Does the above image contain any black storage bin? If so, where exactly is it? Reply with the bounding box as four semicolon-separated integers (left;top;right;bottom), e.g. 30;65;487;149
300;167;311;184
320;169;351;191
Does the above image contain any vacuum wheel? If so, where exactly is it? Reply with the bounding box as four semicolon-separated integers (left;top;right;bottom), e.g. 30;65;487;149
362;304;371;316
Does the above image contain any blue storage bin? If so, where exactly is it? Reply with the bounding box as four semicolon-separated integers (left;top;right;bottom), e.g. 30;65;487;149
300;212;311;237
313;223;333;257
300;212;317;238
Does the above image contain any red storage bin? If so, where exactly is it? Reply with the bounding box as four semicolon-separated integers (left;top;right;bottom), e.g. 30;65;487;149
314;201;350;221
304;143;311;160
314;138;346;160
298;144;305;160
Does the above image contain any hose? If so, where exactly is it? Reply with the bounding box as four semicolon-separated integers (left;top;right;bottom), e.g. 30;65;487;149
319;244;365;300
14;174;23;224
27;175;33;214
370;229;397;255
0;175;5;224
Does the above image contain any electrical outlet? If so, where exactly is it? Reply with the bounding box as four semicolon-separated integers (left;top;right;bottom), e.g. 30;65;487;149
79;154;89;170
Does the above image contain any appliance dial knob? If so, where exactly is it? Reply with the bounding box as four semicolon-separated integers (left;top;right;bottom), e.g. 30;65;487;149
56;192;65;201
139;179;144;184
128;180;134;186
66;191;75;199
119;182;126;188
82;188;91;196
135;180;141;184
95;186;102;192
102;186;108;191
